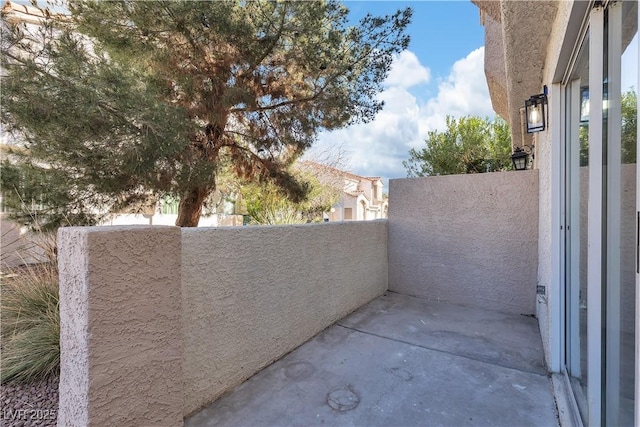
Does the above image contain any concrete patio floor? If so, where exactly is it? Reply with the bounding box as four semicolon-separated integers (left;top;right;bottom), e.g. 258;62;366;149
185;292;559;427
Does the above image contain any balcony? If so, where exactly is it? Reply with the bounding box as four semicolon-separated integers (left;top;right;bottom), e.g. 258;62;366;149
57;170;553;426
186;291;557;426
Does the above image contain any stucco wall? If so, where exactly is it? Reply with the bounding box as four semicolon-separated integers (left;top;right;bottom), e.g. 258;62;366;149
58;226;183;427
181;220;388;416
58;222;387;424
388;171;539;314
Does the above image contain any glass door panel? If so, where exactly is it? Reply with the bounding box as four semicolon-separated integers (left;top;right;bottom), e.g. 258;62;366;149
566;33;590;423
604;1;637;425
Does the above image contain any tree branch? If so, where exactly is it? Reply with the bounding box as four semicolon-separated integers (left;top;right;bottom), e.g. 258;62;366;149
230;93;320;114
241;3;288;78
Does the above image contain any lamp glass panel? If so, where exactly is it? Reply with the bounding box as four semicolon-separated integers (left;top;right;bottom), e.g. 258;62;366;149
512;154;527;170
526;97;546;133
529;105;541;125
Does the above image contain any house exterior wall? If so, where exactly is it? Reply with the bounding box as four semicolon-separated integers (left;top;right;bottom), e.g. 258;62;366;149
181;221;388;415
472;0;558;149
388;171;539;315
534;0;574;367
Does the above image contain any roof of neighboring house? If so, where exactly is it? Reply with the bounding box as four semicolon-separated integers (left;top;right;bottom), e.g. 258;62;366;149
345;190;370;202
1;0;67;25
298;161;381;183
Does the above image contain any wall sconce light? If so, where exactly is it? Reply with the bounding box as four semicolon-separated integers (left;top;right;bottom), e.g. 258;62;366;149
525;86;548;133
511;145;535;171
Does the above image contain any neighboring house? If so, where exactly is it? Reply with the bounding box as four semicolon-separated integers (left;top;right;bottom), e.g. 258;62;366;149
474;1;638;425
1;0;59;25
298;161;388;221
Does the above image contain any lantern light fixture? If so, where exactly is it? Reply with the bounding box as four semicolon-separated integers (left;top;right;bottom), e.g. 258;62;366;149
525;86;548;133
511;147;529;171
511;145;535;171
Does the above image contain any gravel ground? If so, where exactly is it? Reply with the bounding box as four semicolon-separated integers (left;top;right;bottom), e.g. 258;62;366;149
0;376;58;427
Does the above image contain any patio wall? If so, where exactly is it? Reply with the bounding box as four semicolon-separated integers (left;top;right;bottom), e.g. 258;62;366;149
181;221;388;415
58;220;388;425
57;226;183;427
388;170;539;314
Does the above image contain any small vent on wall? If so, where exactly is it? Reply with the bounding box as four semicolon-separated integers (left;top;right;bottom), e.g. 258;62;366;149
536;285;546;295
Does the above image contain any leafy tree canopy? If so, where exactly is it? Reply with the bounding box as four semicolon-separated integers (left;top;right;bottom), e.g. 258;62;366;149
241;165;342;225
403;116;513;177
578;88;636;166
621;89;637;164
1;0;411;228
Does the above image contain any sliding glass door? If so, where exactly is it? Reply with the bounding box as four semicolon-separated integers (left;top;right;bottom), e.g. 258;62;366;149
565;33;589;422
564;1;638;425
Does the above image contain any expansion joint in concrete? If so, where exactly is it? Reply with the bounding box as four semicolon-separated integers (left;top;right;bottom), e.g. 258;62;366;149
335;323;549;378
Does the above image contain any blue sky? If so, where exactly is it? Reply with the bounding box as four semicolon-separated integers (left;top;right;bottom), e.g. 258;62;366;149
311;1;494;184
348;1;484;80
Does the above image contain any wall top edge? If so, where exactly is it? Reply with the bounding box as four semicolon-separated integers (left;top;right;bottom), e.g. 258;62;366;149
181;219;388;234
58;225;181;233
390;169;539;184
56;221;389;235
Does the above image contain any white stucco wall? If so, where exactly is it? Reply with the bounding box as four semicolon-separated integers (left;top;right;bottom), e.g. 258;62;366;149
181;220;388;416
388;171;539;314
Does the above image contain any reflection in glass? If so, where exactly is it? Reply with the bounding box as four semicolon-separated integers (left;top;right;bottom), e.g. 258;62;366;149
580;87;590;124
566;31;589;423
605;1;636;423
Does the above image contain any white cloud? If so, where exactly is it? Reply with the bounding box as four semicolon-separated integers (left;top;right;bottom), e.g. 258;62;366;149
314;47;493;184
384;50;431;88
419;47;495;137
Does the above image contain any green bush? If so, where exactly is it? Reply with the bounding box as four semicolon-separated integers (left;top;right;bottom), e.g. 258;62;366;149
249;206;309;225
1;263;60;384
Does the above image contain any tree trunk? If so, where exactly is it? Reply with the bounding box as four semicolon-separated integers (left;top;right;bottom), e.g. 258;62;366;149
175;186;211;227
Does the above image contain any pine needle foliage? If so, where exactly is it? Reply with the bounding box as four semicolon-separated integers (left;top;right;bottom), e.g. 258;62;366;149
1;1;412;227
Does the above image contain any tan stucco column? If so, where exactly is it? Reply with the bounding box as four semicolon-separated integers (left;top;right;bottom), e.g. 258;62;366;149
57;226;183;427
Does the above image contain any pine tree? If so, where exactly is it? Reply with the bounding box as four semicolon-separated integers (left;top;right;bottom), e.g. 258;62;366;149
1;1;411;227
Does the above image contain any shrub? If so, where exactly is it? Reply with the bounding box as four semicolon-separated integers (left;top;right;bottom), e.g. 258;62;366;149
249;206;308;225
1;262;60;384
